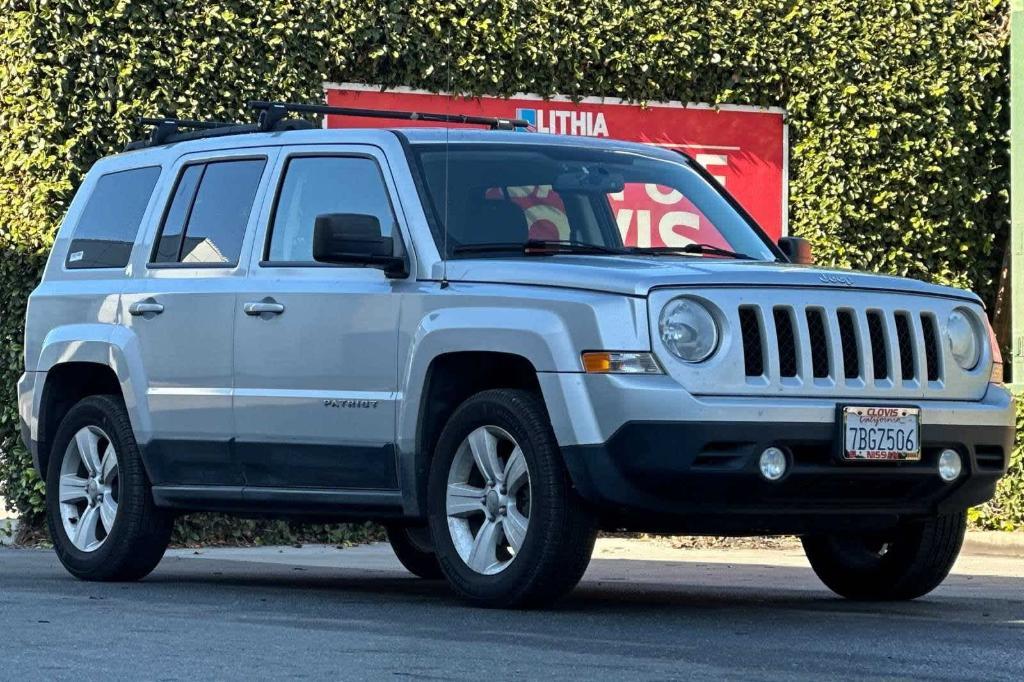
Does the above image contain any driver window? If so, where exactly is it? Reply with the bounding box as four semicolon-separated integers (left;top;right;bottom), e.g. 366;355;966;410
266;156;395;263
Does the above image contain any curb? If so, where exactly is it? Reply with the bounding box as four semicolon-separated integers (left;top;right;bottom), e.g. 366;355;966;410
1;520;1019;556
963;531;1024;558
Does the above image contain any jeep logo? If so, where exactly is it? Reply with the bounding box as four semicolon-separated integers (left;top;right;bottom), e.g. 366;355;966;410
819;273;854;287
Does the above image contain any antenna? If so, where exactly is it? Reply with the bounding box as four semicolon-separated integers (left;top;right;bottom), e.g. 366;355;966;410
440;21;452;290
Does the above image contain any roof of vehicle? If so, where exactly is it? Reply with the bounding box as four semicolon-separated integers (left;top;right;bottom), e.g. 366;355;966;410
113;126;684;165
397;128;681;157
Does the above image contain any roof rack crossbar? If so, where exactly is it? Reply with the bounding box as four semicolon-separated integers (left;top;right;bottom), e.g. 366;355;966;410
137;117;239;130
247;100;530;131
133;116;244;147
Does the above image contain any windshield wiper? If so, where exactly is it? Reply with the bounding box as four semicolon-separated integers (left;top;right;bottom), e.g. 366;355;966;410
453;240;626;256
628;243;754;260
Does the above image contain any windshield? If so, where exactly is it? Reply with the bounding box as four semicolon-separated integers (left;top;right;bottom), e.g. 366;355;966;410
410;142;778;261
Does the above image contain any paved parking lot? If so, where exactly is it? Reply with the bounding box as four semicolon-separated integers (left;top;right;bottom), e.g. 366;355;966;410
1;539;1022;680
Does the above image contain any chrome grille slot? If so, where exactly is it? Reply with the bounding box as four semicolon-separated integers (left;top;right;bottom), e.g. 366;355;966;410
866;311;889;381
836;310;860;379
738;306;764;376
806;308;830;379
895;312;915;380
773;307;798;378
921;314;941;382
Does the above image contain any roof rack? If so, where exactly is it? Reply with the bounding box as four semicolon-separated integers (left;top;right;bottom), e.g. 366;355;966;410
247;100;531;131
124;117;256;151
125;99;530;151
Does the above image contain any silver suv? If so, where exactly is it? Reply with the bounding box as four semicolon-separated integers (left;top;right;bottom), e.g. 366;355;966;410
17;102;1014;607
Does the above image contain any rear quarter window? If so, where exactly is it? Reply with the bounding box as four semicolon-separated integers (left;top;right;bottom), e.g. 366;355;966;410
66;166;162;269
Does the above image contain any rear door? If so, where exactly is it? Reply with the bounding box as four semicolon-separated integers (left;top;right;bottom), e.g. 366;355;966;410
232;145;406;490
122;149;278;487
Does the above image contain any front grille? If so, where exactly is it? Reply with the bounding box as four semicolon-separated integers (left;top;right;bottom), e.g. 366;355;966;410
739;304;946;386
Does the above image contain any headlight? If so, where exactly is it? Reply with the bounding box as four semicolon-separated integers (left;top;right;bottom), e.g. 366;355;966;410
946;308;983;370
659;298;719;362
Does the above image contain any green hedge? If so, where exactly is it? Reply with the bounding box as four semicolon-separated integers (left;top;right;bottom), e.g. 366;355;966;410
1;1;1019;534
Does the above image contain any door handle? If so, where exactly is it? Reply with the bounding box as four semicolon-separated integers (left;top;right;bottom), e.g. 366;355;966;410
128;300;164;317
243;299;285;317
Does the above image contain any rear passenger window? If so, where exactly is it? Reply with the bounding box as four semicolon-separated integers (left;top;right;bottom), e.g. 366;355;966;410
66;166;161;269
265;156;396;263
152;158;266;265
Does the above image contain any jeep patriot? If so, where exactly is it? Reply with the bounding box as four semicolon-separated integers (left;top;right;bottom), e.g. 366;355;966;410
16;102;1014;607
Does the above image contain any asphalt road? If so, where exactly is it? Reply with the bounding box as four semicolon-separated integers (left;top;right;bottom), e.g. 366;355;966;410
1;540;1022;681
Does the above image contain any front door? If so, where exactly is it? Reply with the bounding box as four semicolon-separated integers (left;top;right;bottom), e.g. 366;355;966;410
122;150;277;486
233;146;405;489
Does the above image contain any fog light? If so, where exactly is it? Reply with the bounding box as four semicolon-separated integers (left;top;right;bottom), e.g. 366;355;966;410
759;447;788;481
938;449;962;482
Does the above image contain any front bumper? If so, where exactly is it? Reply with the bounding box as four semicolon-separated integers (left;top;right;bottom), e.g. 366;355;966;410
544;375;1015;534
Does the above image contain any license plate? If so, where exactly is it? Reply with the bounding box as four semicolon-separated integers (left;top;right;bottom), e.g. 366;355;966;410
841;406;921;461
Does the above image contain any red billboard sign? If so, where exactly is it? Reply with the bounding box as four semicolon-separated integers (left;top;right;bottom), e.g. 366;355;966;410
323;83;788;244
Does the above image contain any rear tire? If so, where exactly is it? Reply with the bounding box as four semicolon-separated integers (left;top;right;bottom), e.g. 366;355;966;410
802;512;967;601
385;523;443;579
46;395;173;581
427;389;597;608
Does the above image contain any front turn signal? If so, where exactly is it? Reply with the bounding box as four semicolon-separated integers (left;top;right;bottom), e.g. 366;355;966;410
986;319;1004;384
582;351;662;374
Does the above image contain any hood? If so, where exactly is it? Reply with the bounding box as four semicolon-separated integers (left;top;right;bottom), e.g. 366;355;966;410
437;255;981;303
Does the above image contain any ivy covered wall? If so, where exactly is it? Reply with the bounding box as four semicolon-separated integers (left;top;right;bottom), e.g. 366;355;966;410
1;1;1017;529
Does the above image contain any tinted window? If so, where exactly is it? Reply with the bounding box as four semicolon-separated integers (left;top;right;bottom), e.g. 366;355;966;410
266;156;395;263
67;166;161;269
152;159;266;265
152;165;203;263
412;143;776;261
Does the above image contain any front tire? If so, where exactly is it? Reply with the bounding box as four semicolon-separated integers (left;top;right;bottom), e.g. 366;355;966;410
427;389;597;608
46;395;173;581
802;512;967;601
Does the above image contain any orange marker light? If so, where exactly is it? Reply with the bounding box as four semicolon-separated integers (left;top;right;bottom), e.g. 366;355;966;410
582;352;614;373
581;352;661;374
986;319;1004;384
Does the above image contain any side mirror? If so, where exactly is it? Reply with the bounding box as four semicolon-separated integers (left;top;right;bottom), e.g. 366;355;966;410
313;213;407;277
778;236;814;265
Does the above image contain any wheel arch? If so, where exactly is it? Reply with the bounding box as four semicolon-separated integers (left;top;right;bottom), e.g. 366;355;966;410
400;350;546;517
32;325;151;478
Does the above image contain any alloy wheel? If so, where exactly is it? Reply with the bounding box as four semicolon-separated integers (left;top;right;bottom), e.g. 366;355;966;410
58;426;120;552
445;425;531;575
